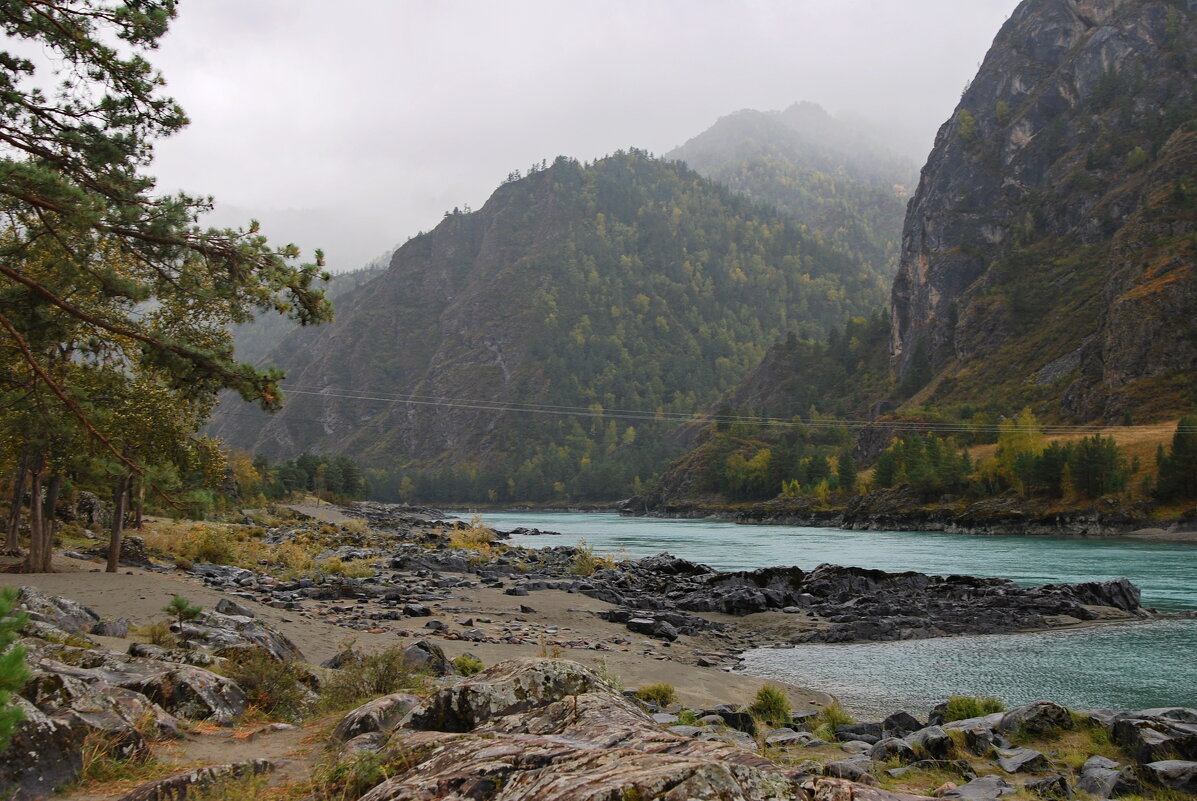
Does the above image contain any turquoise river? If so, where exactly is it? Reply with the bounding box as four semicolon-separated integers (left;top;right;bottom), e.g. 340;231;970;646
469;511;1197;716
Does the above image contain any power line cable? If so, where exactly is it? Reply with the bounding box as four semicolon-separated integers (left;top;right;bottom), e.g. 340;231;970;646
261;383;1184;435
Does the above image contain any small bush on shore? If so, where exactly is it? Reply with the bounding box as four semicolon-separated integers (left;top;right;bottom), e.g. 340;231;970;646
943;695;1005;722
221;649;314;722
537;638;564;659
448;518;495;552
570;539;614;576
749;684;792;728
635;683;677;708
452;654;484;676
341;518;369;535
318;646;430;712
810;701;854;741
136;620;176;648
592;659;624;691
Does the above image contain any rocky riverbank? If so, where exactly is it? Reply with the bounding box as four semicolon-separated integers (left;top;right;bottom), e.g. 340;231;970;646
4;591;1194;801
627;486;1197;540
2;503;1194;799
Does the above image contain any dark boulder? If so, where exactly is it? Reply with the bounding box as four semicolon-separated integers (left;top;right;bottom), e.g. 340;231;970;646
1076;755;1139;798
997;701;1073;737
402;639;453;676
332;693;422;742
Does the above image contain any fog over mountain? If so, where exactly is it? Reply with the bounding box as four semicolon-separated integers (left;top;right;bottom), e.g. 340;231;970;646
149;0;1020;273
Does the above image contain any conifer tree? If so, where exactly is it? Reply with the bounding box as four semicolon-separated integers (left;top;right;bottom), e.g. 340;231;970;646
0;587;29;752
1156;416;1197;501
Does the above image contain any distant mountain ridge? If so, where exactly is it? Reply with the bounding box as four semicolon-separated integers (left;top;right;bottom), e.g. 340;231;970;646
666;101;917;281
210;151;892;501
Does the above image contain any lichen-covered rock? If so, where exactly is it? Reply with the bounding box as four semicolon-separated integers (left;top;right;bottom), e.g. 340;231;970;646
180;610;302;663
359;733;801;801
403;657;614;732
330;658;933;801
64;685;181;740
0;697;86;800
16;586;101;634
123;665;248;724
333;693;422;742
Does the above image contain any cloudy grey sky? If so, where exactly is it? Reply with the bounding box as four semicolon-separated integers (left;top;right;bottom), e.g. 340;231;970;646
149;0;1021;273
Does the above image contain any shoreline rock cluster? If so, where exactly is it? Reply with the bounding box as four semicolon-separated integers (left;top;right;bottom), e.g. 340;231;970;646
110;504;1155;662
298;657;1197;800
628;488;1197;538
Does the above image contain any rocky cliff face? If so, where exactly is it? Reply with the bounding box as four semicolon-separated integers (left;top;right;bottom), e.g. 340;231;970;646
891;0;1197;419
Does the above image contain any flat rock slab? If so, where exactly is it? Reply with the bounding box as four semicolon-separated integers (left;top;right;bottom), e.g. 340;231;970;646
116;759;278;801
943;775;1016;801
998;747;1049;774
1144;760;1197;794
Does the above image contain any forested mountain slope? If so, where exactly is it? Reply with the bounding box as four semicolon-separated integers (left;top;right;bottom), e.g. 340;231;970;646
891;0;1197;420
649;0;1197;509
666;101;916;282
210;151;890;501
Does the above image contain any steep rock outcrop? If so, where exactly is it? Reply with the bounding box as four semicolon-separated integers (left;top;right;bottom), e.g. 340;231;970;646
891;0;1197;418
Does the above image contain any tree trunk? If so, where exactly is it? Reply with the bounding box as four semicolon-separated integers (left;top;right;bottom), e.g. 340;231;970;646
133;478;144;529
106;473;131;573
3;447;29;555
36;474;63;573
22;458;44;573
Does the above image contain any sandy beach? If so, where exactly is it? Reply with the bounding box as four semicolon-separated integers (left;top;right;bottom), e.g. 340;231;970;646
0;545;830;714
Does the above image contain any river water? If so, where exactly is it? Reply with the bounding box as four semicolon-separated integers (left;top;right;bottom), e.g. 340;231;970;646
471;511;1197;715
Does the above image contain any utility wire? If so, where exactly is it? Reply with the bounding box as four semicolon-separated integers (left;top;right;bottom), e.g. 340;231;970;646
258;384;1185;435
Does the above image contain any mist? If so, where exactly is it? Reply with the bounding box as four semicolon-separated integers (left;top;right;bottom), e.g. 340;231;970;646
150;0;1021;273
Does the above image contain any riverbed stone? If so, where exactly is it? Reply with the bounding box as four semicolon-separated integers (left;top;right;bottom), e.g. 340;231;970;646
997;701;1073;737
1110;708;1197;762
943;775;1016;800
1025;774;1072;799
1143;760;1197;793
907;725;955;759
332;693;422;742
870;737;917;763
997;747;1049;773
1076;755;1138;798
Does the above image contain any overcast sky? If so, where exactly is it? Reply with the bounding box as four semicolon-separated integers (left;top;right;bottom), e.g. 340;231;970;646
149;0;1022;273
